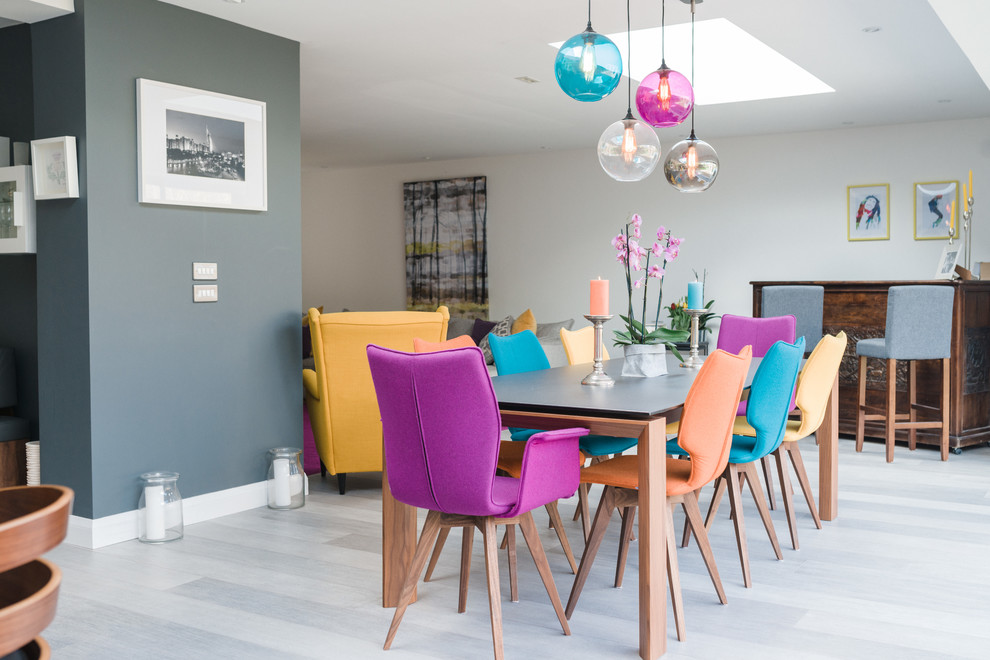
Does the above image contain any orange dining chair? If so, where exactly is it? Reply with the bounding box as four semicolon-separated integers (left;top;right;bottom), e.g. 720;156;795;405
564;347;752;641
412;334;475;352
731;332;847;549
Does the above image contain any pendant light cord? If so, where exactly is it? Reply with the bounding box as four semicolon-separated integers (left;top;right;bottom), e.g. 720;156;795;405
587;0;592;29
689;0;696;137
660;0;666;64
624;0;633;119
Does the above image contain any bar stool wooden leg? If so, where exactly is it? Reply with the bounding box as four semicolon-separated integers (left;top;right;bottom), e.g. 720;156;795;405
885;358;897;463
855;356;867;452
908;361;917;451
941;357;950;461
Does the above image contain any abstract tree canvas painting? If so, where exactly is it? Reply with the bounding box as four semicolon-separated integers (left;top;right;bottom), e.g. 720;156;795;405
404;177;488;318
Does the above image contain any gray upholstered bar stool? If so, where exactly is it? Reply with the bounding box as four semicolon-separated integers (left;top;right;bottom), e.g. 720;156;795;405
855;285;954;462
761;285;824;351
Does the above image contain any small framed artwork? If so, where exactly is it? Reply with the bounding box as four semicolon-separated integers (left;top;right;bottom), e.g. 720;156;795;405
137;78;267;211
847;183;889;241
30;136;79;200
914;181;958;240
935;243;961;279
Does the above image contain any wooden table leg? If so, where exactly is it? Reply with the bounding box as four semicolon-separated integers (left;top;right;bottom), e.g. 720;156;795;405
638;418;667;660
383;442;418;608
818;373;839;521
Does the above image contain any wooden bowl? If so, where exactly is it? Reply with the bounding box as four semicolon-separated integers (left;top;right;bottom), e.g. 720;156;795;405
0;486;73;574
6;637;51;660
0;559;62;657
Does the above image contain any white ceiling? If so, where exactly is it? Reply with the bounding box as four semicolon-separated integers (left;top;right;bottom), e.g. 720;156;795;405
15;1;990;169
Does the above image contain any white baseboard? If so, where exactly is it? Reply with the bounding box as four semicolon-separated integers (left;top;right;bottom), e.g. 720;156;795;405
65;480;268;549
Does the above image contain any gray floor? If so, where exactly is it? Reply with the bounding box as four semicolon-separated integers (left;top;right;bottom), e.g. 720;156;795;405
43;437;990;659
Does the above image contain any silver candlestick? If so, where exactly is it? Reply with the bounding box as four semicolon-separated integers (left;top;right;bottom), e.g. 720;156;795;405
679;309;706;369
582;314;614;386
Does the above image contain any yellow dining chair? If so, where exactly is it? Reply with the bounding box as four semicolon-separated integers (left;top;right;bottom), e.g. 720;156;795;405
730;332;847;549
303;307;449;494
559;326;608;365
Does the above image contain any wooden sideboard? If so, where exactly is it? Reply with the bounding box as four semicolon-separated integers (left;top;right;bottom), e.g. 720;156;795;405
753;280;990;452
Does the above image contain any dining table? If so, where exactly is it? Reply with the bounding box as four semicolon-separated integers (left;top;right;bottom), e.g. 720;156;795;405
381;353;839;659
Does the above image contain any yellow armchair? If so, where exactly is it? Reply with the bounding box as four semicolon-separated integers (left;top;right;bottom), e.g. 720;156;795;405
303;307;449;493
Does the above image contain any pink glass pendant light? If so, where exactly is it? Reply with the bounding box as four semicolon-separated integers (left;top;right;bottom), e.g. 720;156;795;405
636;0;693;128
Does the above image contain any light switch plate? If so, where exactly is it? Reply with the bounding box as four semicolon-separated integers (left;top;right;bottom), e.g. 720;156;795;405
193;284;218;303
193;262;218;280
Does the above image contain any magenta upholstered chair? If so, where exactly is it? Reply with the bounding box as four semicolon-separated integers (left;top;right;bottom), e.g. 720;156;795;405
715;314;796;510
367;344;588;659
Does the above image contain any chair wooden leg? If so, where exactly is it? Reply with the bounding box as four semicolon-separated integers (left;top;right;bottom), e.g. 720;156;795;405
458;525;474;613
941;357;951;461
908;360;918;451
886;358;897;463
761;455;776;510
505;524;518;602
665;502;686;642
856;355;867;452
787;440;822;529
579;483;591;541
724;466;752;588
702;477;728;535
615;506;635;588
565;487;617;619
480;517;505;660
384;510;443;650
424;527;451;582
681;490;726;604
517;511;571;636
545;502;579;574
741;461;784;561
773;446;799;550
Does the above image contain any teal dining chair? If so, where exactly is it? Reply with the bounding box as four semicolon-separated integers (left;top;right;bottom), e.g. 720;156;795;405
669;337;805;588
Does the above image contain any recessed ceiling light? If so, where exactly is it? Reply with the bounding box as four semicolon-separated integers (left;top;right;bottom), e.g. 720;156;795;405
862;26;881;33
842;121;854;125
223;0;244;4
937;98;952;103
551;19;833;106
515;76;539;84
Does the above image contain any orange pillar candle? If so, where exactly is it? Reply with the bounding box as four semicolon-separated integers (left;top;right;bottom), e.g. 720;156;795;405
590;278;609;316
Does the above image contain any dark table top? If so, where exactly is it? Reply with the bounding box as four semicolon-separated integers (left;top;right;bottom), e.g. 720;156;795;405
492;355;701;421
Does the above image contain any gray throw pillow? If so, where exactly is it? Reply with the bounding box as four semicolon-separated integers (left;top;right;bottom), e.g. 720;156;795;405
479;315;513;365
446;316;476;342
536;318;576;339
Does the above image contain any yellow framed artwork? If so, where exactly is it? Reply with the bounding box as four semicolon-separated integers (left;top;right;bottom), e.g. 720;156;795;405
914;180;958;240
847;183;889;241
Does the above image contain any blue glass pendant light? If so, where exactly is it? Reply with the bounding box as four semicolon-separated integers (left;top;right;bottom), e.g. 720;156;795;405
554;0;622;102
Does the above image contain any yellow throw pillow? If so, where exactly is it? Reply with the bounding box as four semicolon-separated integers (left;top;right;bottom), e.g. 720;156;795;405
512;308;536;334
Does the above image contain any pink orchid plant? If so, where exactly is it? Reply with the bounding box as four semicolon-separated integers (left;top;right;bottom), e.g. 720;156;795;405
611;214;689;357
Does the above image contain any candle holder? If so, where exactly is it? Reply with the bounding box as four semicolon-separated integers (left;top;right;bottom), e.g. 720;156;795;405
679;309;706;370
582;314;614;386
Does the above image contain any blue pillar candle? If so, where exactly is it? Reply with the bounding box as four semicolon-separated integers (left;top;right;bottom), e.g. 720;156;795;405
688;281;704;310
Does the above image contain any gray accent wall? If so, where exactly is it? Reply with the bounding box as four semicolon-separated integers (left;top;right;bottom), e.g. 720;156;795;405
31;0;302;519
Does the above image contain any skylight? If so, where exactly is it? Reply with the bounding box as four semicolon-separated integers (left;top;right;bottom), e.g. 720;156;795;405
551;18;834;105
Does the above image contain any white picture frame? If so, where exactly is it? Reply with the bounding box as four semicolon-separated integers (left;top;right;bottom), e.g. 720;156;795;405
935;243;961;279
30;136;79;200
136;78;267;211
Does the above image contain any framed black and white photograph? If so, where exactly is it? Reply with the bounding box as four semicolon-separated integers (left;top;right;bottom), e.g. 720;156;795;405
137;79;267;211
914;180;958;240
935;243;961;279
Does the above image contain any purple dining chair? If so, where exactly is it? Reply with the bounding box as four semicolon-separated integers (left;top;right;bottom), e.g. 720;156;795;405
367;344;589;660
715;314;796;509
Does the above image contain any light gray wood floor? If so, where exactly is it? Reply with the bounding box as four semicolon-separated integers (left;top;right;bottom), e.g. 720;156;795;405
43;437;990;659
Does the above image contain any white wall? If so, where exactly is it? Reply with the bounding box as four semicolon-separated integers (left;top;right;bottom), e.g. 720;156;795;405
302;117;990;335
